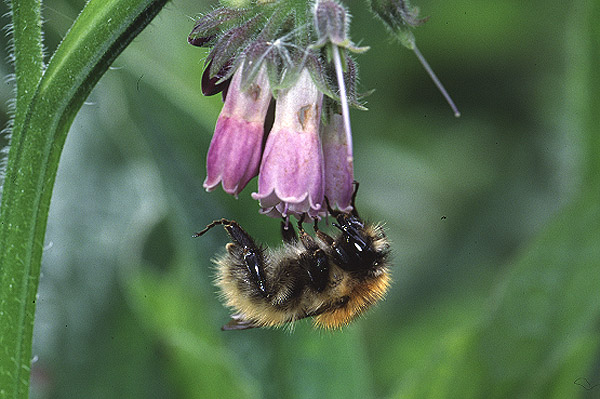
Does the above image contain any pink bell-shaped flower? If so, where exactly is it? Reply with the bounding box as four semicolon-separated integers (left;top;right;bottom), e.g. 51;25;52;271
203;64;272;196
252;69;324;218
321;112;354;213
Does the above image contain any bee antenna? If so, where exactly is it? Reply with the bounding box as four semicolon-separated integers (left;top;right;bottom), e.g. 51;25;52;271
193;218;233;238
325;182;361;218
350;181;360;218
324;196;341;217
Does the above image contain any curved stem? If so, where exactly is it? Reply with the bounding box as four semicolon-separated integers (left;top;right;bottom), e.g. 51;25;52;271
0;0;168;396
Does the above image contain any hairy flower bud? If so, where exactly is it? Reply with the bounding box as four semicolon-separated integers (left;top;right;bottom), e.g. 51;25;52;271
201;60;232;97
188;8;249;47
369;0;428;48
314;0;348;47
313;0;369;53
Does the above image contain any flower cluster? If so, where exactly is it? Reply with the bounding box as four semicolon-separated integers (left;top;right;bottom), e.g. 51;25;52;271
189;0;363;218
188;0;455;218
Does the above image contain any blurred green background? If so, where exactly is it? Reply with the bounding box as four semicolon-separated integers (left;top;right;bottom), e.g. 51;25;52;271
1;0;599;397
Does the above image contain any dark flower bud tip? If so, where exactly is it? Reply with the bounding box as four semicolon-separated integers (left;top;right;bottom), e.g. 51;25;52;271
188;8;250;47
188;34;216;47
202;60;233;96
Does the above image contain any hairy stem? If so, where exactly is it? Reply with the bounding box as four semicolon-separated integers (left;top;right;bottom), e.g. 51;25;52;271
0;0;168;396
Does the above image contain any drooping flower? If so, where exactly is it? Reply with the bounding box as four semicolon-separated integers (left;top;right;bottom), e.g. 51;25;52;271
189;0;459;217
251;69;324;218
312;0;361;214
203;63;272;196
188;0;392;218
321;112;354;213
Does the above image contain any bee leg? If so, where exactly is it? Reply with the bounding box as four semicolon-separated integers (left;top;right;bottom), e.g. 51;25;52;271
193;218;233;237
296;214;309;238
224;222;269;297
313;219;334;246
297;216;329;292
222;314;261;331
195;219;269;297
280;216;298;243
324;181;361;218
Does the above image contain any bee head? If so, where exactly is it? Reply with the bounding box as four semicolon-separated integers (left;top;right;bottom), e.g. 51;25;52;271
331;213;387;273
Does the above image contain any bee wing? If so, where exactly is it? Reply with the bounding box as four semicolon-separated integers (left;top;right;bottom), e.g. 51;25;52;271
221;314;261;331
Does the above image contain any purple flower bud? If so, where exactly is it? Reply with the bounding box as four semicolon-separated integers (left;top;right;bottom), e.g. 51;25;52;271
188;34;216;47
314;0;349;48
188;8;250;47
201;60;232;97
203;64;271;196
321;113;354;213
313;0;370;53
252;69;325;218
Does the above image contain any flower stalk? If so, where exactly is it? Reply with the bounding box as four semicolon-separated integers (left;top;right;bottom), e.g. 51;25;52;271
412;45;461;117
369;0;460;116
331;44;353;166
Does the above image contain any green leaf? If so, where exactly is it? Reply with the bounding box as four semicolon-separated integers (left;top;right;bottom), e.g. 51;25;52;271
126;268;262;399
273;325;375;399
0;0;168;396
391;2;600;395
474;190;600;398
392;188;600;399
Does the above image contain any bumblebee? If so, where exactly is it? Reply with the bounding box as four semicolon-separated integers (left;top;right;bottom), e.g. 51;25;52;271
195;188;391;330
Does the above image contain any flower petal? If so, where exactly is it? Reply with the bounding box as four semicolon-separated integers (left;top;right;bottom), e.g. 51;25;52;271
203;64;271;196
321;113;354;212
203;116;264;195
252;69;324;217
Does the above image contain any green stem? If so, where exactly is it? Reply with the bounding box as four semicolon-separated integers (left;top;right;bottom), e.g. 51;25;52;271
331;44;353;164
9;0;44;135
412;44;460;117
0;0;168;396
